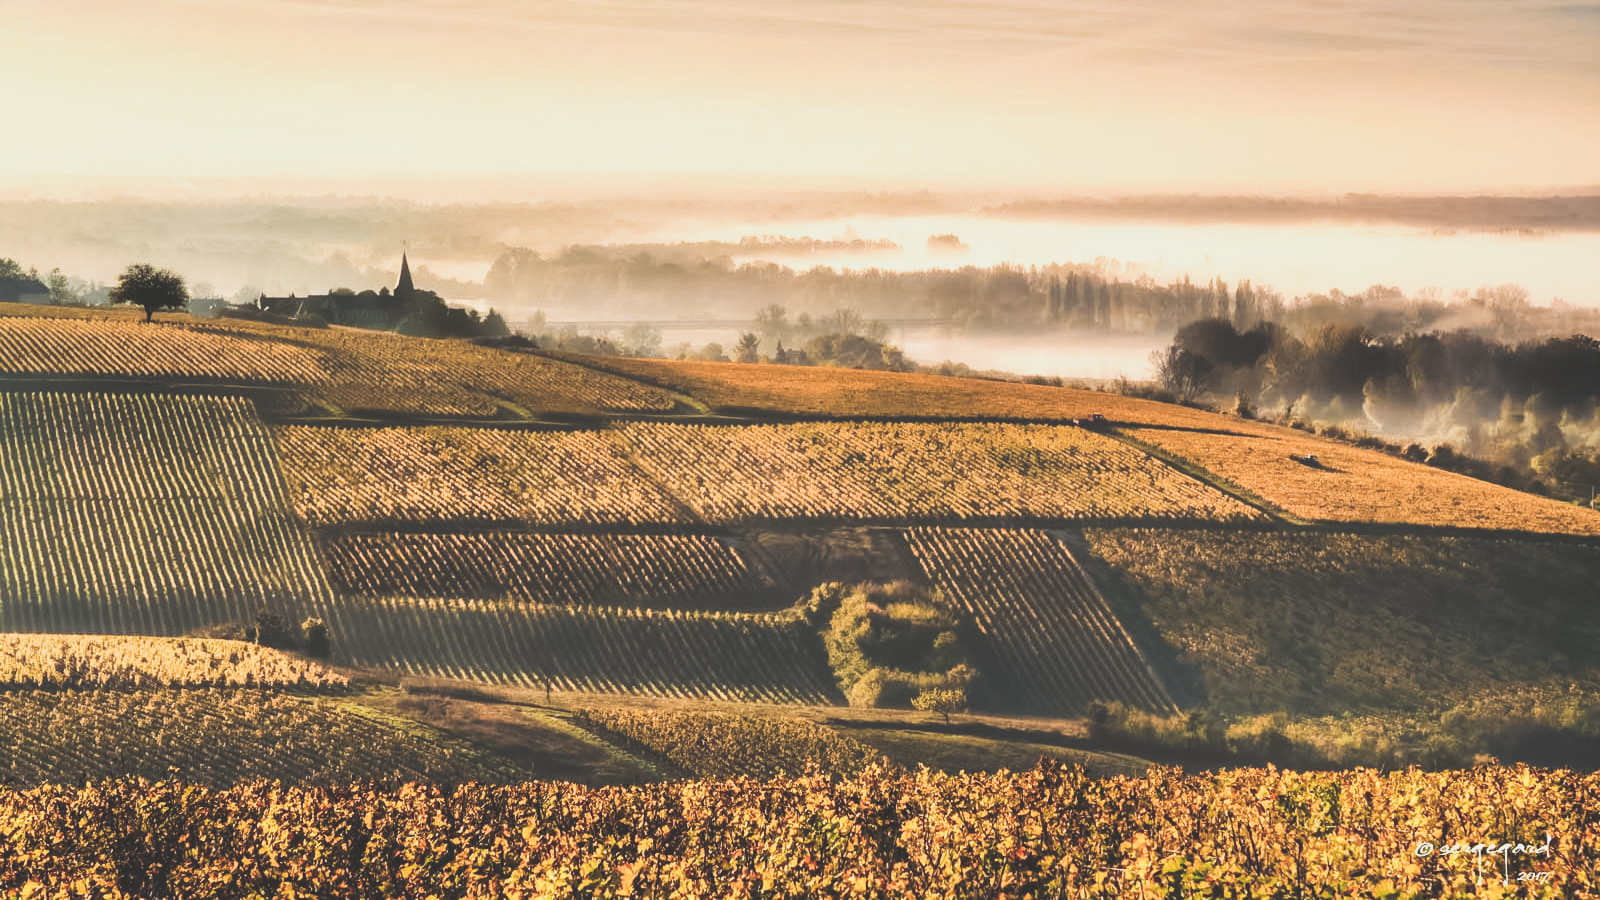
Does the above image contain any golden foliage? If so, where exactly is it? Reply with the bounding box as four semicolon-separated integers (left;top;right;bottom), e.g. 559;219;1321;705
618;421;1262;524
0;635;346;689
275;425;687;526
1122;422;1600;534
0;763;1588;896
0;689;512;787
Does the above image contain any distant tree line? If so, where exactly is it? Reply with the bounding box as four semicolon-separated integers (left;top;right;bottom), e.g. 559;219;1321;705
485;244;1600;343
484;245;1278;334
1154;315;1600;497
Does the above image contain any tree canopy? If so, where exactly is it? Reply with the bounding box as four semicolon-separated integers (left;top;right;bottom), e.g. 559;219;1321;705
109;264;187;322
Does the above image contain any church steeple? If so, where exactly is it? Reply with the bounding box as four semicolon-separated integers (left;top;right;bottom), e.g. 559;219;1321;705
395;252;415;296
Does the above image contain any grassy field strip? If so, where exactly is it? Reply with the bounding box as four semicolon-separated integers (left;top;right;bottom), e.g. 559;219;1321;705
907;527;1179;717
322;597;840;704
842;727;1151;778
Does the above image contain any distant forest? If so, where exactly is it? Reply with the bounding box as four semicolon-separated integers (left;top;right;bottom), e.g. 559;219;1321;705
485;243;1600;343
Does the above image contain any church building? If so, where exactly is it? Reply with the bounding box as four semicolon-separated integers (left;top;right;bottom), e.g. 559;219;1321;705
257;253;421;329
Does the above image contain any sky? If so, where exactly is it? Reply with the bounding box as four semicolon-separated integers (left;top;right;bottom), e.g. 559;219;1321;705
3;0;1598;194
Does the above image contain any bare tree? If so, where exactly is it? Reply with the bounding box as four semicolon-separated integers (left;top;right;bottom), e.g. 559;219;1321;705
1150;346;1213;402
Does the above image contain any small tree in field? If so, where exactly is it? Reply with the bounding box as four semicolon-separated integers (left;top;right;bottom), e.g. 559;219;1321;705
109;263;187;322
912;687;968;725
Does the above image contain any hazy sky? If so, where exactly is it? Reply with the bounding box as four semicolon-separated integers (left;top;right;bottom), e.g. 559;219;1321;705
4;0;1597;193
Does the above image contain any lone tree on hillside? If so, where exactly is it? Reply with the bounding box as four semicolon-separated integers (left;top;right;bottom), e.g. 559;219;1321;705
912;687;969;725
109;263;187;322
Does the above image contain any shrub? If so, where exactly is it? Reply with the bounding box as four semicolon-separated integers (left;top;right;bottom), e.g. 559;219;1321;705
820;581;980;710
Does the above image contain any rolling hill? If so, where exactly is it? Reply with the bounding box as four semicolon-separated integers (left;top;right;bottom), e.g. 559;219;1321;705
2;301;1599;777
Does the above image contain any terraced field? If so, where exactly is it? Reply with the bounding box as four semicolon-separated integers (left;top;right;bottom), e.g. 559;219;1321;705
325;532;778;609
0;392;336;634
907;527;1178;717
270;325;677;418
575;354;1600;536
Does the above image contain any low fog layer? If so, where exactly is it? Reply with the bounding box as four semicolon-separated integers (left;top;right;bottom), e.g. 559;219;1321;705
2;192;1597;311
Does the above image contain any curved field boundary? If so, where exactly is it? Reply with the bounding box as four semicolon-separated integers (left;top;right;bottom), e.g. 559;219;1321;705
323;532;780;609
906;527;1178;717
324;597;840;705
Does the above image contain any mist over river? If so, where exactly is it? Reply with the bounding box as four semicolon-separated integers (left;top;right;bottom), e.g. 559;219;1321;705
646;214;1600;308
463;213;1598;381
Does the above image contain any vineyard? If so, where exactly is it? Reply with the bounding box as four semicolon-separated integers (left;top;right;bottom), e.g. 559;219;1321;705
569;354;1184;422
274;425;688;526
0;393;337;634
0;763;1590;896
616;421;1262;524
573;708;888;779
1082;527;1600;717
257;325;678;418
324;532;778;608
324;597;839;704
0;689;518;787
0;316;331;384
277;420;1261;528
0;306;679;418
907;527;1179;717
0;635;346;689
1122;422;1600;535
